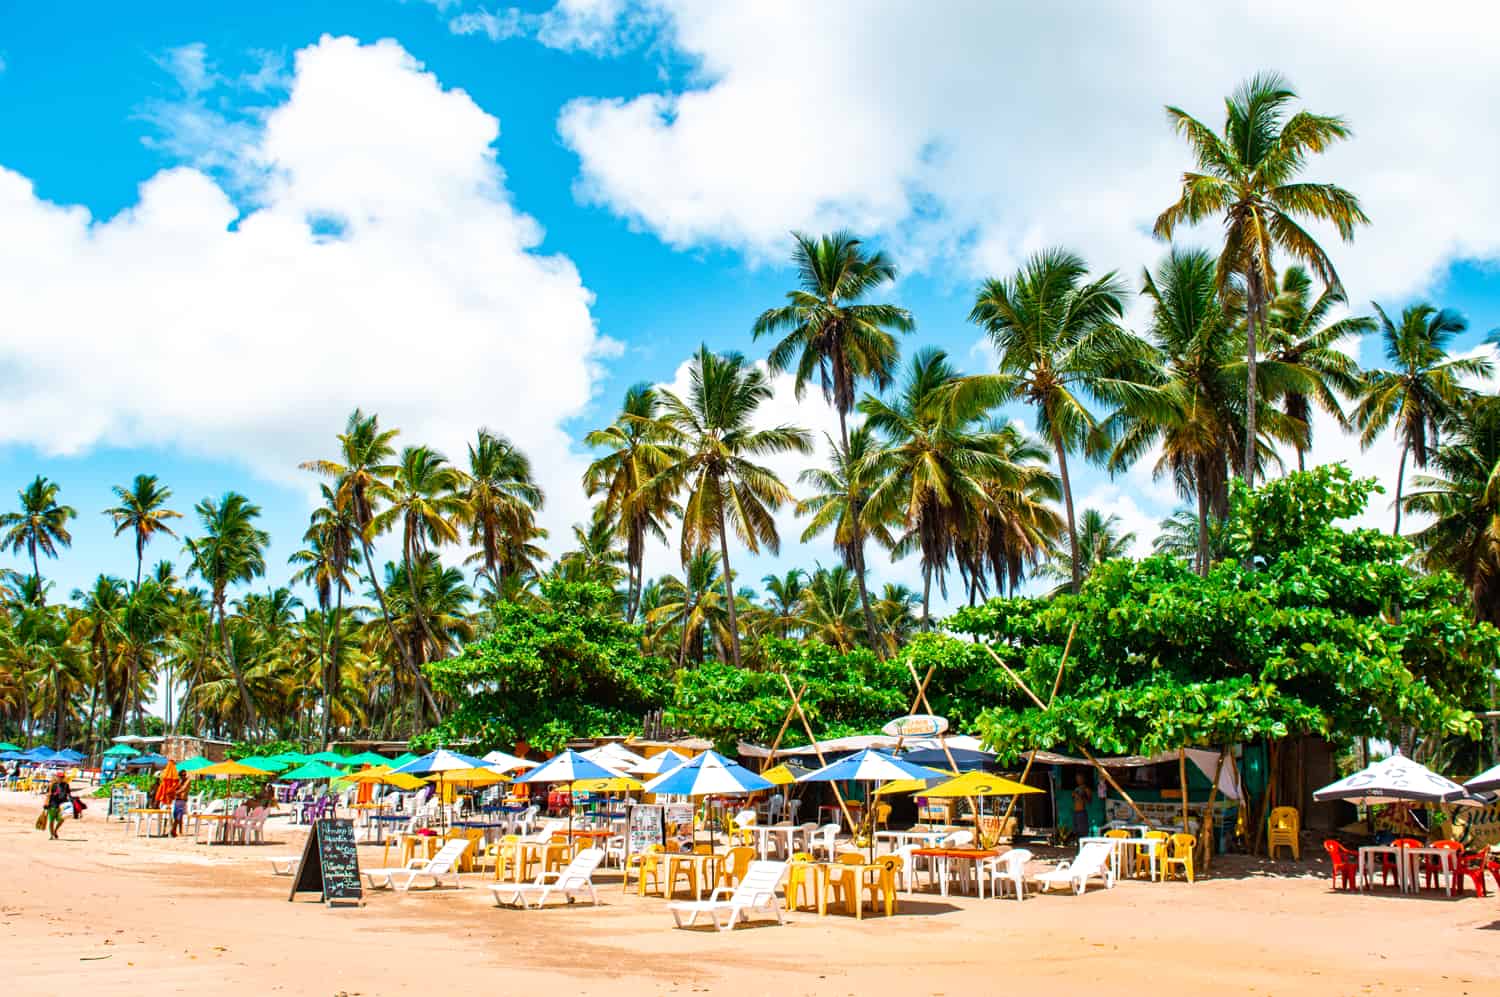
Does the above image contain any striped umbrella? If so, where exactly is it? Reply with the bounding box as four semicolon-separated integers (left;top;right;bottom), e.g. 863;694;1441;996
481;749;539;774
631;749;688;777
643;751;772;846
517;750;624;840
798;749;946;857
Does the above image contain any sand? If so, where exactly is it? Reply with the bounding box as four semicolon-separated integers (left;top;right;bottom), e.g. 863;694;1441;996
2;791;1496;996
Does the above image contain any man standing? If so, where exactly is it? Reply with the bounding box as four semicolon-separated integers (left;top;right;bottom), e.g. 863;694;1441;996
1071;771;1094;840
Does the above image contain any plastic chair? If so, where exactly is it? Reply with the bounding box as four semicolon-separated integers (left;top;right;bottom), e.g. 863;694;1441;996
809;823;840;860
628;844;664;896
1266;806;1301;860
1132;830;1169;881
827;852;868;917
732;809;758;847
872;802;892;830
1163;833;1196;883
785;851;818;911
1453;851;1489;897
981;848;1032;901
863;855;902;916
1322;840;1359;890
1422;840;1463;891
719;845;755;889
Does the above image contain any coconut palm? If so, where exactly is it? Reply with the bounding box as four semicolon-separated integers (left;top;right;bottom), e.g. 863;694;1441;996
646;551;732;667
1154;71;1368;482
1153;508;1230;566
652;346;812;667
1354;303;1491;535
969;249;1153;593
796;425;895;652
1041;509;1136;596
799;565;863;652
873;584;922;652
183;492;268;731
290;486;363;748
104;474;182;588
759;569;809;640
555;516;627;589
584;384;680;621
460;430;546;596
0;476;76;601
68;575;125;751
959;422;1064;603
1261;267;1371;471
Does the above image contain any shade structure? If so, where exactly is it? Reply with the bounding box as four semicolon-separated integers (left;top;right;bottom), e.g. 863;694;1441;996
52;748;86;763
340;766;426;791
280;761;349;781
574;776;643;793
760;762;813;786
236;756;292;773
481;749;539;774
197;759;274;778
387;752;420;769
921;770;1042;799
0;741;19;752
428;767;510;787
270;751;310;764
900;746;995;771
873;771;954;796
796;749;946;786
1464;762;1500;794
307;751;353;766
122;753;169;769
102;744;139;757
0;750;24;761
175;756;213;773
1313;753;1469;805
389;749;492;776
340;751;392;767
155;761;180;805
643;750;773;797
517;749;624;785
583;742;648;771
21;747;57;761
632;749;689;777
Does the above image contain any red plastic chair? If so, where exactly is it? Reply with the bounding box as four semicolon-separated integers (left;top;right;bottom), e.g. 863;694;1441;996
1423;840;1464;891
1323;840;1358;890
1452;852;1489;897
1483;850;1500;893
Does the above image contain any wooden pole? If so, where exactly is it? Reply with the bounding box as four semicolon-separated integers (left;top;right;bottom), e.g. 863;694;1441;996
1199;749;1226;871
996;624;1076;835
1251;738;1278;856
760;682;805;772
902;660;978;838
1178;748;1190;833
1077;745;1147;824
779;673;857;834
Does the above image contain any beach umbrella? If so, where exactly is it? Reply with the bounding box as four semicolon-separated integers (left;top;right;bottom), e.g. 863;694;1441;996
175;756;213;773
343;751;392;768
21;746;57;761
1464;762;1500;794
583;742;648;771
642;751;772;846
340;766;426;791
236;756;293;773
518;750;626;840
1313;752;1469;805
798;749;947;856
574;776;643;793
307;751;353;766
872;770;954;796
481;749;539;773
103;744;139;757
387;752;420;769
631;749;689;777
391;750;497;825
280;761;349;781
52;748;86;763
155;761;180;806
0;741;19;752
270;751;310;764
0;750;24;761
760;761;813;786
122;753;170;769
921;770;1041;799
428;767;510;787
197;759;274;777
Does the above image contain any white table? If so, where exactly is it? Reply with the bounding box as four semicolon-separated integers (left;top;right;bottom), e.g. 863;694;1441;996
1081;836;1165;881
874;829;949;853
1401;846;1458;895
749;824;802;860
1357;845;1402;891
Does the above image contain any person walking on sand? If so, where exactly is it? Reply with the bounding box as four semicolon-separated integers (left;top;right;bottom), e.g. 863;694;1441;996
43;771;72;840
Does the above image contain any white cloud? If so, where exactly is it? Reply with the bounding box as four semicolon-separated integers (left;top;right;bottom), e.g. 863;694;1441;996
555;1;1500;305
448;10;525;42
0;35;609;546
435;0;653;53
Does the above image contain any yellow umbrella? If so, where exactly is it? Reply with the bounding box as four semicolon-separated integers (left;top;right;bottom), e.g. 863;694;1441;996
921;771;1041;798
873;769;956;795
197;760;274;777
341;766;426;791
426;767;510;788
573;776;643;792
760;763;811;786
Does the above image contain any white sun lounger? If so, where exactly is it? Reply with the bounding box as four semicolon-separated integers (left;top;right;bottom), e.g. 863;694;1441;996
268;856;300;876
1031;841;1115;895
490;848;604;909
363;838;471;892
669;860;787;932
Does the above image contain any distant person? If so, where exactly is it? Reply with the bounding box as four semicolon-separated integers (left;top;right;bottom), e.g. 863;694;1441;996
43;771;72;840
171;777;191;837
1071;772;1093;840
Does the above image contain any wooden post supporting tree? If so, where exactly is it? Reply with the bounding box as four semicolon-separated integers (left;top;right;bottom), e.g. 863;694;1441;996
997;624;1075;835
778;672;858;834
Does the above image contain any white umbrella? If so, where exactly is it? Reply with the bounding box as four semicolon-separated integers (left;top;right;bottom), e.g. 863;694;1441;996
482;749;539;774
1313;752;1469;805
517;750;626;840
642;751;772;846
631;749;688;777
583;742;648;771
1463;761;1500;795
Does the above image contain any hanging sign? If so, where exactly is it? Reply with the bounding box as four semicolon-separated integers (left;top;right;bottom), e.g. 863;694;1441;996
882;714;949;738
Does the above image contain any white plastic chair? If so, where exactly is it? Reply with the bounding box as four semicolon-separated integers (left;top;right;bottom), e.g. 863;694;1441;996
980;848;1032;901
490;848;604;909
364;838;472;892
669;860;787;932
1032;841;1115;895
809;823;841;860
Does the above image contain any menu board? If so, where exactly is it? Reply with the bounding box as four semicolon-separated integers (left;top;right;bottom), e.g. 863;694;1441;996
289;818;362;906
664;803;695;828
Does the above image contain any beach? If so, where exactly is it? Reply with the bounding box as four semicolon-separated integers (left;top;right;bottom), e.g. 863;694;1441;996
3;793;1495;996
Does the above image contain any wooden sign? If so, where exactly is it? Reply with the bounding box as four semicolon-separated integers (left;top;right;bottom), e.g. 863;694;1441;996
289;817;363;906
881;714;948;738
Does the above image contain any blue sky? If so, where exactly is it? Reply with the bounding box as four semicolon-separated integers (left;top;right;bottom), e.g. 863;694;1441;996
1;1;1498;606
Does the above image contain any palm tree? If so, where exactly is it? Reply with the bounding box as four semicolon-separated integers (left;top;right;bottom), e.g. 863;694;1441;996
301;410;437;724
970;248;1152;593
556;516;628;589
373;445;465;699
1403;395;1500;625
1041;509;1135;596
290;488;362;748
755;231;912;643
104;474;182;588
584;384;680;621
859;348;1014;624
652;346;812;667
460;430;546;596
1109;248;1305;573
1154;71;1368;482
183;492;268;731
646;551;732;667
959;422;1063;603
1261;267;1371;471
69;575;125;752
796;425;895;652
1354;303;1491;535
759;569;808;640
0;476;76;601
799;565;862;651
1153;508;1229;566
872;584;922;651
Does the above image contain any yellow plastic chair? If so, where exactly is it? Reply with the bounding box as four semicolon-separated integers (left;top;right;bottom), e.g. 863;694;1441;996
1133;830;1170;880
1164;833;1197;883
827;852;867;917
872;802;892;830
785;851;818;911
629;844;664;896
719;845;755;889
489;834;522;881
863;855;902;916
1267;806;1300;860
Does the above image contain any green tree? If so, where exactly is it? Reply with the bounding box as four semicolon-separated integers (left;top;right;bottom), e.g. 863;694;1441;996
1041;508;1135;596
969;248;1150;593
0;475;76;601
958;422;1062;604
183;492;268;731
1154;71;1368;482
647;551;732;667
289;486;362;749
1354;303;1491;535
460;430;546;597
759;568;809;640
104;474;182;588
652;346;812;667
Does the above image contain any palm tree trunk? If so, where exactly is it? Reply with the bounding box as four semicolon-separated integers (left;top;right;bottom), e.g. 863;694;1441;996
1195;457;1211;578
135;534;144;590
84;659;101;760
403;541;445;732
323;585;343;751
716;502;743;668
360;538;439;723
852;533;885;659
53;666;64;749
1053;439;1082;594
921;562;932;631
216;595;260;734
1243;283;1262;484
29;538;40;604
1393;442;1409;536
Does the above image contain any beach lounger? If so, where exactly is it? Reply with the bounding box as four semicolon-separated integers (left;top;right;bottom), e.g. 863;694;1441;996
363;838;471;892
269;856;299;876
1031;841;1115;895
669;860;787;932
489;848;604;909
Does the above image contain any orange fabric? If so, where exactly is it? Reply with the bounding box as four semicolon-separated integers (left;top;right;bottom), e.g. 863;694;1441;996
154;761;179;806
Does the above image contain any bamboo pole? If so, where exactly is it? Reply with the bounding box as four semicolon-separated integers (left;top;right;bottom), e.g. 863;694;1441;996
997;624;1075;834
779;672;857;834
760;681;805;772
1198;749;1226;871
1251;738;1278;856
1178;748;1190;833
1077;745;1147;824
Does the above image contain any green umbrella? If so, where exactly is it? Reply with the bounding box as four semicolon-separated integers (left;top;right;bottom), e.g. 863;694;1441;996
281;761;348;781
237;756;292;773
344;751;391;767
269;751;309;764
1;740;26;752
308;751;351;766
176;756;213;773
102;744;138;757
388;752;419;769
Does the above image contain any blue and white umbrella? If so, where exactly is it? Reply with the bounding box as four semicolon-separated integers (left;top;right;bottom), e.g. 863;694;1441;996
21;747;57;762
631;748;689;777
516;749;624;785
796;748;945;786
642;750;772;797
389;748;491;776
52;748;86;763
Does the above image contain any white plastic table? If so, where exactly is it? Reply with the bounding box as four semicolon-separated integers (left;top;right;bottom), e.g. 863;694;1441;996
1357;845;1402;890
749;824;802;860
1081;836;1165;881
1401;846;1458;895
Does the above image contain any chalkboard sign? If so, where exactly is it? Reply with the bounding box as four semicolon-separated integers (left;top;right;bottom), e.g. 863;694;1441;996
289;818;363;906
